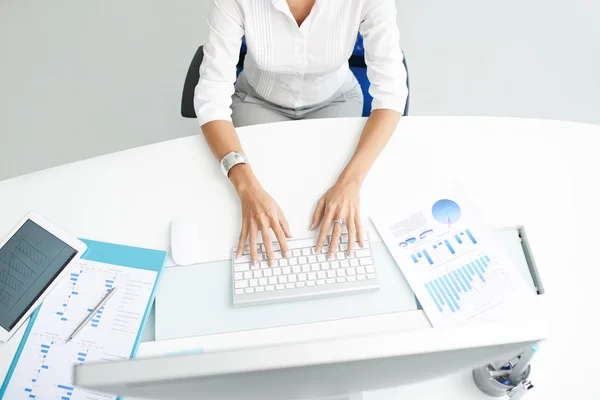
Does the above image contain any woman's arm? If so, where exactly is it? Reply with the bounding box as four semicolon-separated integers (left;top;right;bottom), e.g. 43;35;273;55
313;0;407;255
198;1;291;265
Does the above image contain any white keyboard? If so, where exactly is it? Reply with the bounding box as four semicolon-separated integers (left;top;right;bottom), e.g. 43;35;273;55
231;233;379;306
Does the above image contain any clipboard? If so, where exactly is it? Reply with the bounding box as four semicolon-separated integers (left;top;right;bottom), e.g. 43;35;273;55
0;238;167;399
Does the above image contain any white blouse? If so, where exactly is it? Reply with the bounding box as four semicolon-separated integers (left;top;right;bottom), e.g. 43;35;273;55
194;0;408;126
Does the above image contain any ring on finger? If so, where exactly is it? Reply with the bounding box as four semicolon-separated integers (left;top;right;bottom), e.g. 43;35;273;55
332;217;345;226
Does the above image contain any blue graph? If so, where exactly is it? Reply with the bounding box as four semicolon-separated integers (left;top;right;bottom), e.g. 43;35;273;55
424;255;491;313
411;229;479;266
431;199;461;225
56;269;83;321
24;341;54;398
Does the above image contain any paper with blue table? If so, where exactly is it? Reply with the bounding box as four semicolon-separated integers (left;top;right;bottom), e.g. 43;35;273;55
372;191;534;328
0;239;167;400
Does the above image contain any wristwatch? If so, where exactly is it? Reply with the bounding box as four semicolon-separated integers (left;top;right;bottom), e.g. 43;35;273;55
220;151;249;177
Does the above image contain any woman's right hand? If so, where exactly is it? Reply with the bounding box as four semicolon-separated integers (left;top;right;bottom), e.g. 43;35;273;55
232;166;292;266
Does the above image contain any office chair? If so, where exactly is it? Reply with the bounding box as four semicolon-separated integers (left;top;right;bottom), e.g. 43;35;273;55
181;34;410;119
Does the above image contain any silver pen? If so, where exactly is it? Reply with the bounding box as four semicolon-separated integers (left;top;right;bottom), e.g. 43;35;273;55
65;287;117;343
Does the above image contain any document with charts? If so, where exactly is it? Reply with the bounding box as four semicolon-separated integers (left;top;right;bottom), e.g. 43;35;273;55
2;259;157;400
371;192;533;328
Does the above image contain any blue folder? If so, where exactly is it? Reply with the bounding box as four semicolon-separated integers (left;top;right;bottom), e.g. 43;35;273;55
0;238;167;399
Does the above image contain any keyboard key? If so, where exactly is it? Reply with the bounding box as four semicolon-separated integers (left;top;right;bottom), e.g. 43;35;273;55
299;256;308;264
350;259;359;267
317;279;326;285
249;279;258;287
321;246;329;254
292;265;301;273
292;249;301;257
347;252;355;259
307;281;316;287
356;250;370;258
234;263;250;272
311;263;320;271
264;269;273;277
259;261;269;269
259;278;267;286
253;270;263;278
266;285;275;291
336;277;346;283
244;271;252;279
273;251;283;260
337;269;346;277
289;258;298;266
356;266;366;275
235;280;248;289
287;238;318;250
308;272;317;280
308;255;317;263
327;270;336;278
357;275;366;281
234;272;242;280
270;259;279;267
245;288;254;294
251;263;260;270
302;248;311;256
282;266;291;274
340;234;348;243
311;248;317;255
366;265;375;273
317;254;326;262
336;253;344;260
320;262;330;270
367;274;376;279
278;276;288;284
331;261;340;269
298;273;307;281
273;268;282;276
296;282;305;288
235;289;244;294
317;271;326;279
256;287;265;292
279;259;288;267
359;257;372;266
234;255;251;263
289;274;297;282
341;260;350;268
286;283;295;289
326;278;335;284
347;267;356;276
347;276;357;282
302;264;311;272
340;243;348;251
276;284;285;290
268;277;277;285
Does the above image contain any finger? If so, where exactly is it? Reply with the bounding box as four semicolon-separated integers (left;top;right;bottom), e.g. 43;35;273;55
278;207;293;238
355;215;365;248
272;218;290;258
236;223;248;258
310;198;325;230
261;223;275;266
249;221;259;266
329;217;343;258
347;215;356;256
316;207;335;252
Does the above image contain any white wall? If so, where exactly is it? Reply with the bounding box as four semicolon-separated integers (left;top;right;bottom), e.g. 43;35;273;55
1;0;599;181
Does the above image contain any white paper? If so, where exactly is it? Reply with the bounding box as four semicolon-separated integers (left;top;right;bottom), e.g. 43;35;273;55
3;260;157;399
371;191;533;327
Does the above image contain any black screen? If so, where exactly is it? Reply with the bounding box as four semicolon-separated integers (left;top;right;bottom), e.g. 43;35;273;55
0;220;78;330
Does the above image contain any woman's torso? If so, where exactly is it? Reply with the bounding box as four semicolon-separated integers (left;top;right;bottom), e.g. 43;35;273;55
239;0;365;108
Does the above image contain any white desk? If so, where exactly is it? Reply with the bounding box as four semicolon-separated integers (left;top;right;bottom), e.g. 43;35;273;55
1;117;599;399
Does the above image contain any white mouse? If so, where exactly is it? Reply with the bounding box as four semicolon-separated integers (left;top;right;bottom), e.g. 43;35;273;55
170;217;203;266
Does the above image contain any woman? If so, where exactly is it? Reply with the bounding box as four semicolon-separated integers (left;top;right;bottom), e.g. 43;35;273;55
195;0;408;266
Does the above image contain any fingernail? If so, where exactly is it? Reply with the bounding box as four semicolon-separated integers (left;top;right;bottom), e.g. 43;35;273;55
328;254;335;260
309;223;314;230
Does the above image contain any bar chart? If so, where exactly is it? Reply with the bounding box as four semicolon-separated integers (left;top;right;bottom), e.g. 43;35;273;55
424;255;492;313
55;269;83;322
22;341;53;398
411;229;479;267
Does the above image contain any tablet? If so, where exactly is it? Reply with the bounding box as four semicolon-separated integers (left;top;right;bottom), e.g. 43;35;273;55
0;213;87;342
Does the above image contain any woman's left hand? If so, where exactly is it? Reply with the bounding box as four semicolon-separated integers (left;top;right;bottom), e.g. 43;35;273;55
311;179;365;258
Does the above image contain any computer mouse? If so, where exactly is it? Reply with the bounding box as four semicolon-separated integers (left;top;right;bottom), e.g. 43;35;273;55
170;217;203;266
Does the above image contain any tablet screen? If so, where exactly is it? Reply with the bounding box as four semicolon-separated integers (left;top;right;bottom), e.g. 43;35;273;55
0;219;78;330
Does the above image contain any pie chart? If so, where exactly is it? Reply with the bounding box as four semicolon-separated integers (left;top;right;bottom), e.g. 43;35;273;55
431;199;461;225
